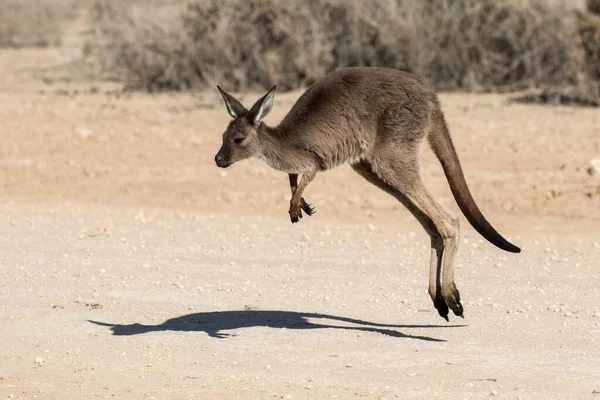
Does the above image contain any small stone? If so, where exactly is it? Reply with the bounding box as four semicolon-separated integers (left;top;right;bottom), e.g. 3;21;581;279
490;390;498;396
35;357;46;366
76;128;93;138
588;157;600;176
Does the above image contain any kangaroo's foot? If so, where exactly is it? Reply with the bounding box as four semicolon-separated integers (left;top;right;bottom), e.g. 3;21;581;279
290;198;315;223
433;290;464;321
442;284;464;318
433;296;449;321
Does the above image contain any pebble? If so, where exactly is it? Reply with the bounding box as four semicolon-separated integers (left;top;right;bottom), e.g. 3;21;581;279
588;157;600;176
35;357;46;366
75;128;93;138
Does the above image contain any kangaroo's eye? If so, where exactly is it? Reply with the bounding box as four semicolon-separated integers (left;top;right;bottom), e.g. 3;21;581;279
232;138;244;144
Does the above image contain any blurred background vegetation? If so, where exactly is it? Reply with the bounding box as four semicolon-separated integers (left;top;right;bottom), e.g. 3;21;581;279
1;0;599;105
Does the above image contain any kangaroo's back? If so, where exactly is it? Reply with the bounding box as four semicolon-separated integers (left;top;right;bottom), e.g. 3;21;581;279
276;67;438;168
280;67;436;133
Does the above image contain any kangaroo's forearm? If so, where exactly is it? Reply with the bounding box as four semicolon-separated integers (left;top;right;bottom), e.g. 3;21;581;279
288;173;316;222
288;170;317;223
291;171;316;202
288;173;298;194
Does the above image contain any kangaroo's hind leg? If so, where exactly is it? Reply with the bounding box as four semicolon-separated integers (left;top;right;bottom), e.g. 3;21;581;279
352;159;463;320
352;160;457;320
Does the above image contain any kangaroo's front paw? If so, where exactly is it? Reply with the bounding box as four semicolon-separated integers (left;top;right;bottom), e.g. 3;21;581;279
290;198;316;223
300;198;316;216
289;202;303;223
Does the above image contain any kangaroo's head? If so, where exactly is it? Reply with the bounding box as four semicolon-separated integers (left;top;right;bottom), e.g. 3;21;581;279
214;85;276;168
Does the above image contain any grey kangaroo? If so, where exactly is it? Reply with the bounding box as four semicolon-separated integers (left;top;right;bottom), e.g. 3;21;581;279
214;66;521;321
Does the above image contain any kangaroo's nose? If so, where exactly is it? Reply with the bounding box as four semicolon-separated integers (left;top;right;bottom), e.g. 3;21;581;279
215;154;223;164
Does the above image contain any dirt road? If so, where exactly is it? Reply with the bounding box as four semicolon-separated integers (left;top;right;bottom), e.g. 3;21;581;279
1;48;599;399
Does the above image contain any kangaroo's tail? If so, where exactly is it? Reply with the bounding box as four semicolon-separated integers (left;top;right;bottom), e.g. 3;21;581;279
427;108;521;253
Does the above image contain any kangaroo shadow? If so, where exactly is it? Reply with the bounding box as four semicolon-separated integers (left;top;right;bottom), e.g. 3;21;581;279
89;310;467;342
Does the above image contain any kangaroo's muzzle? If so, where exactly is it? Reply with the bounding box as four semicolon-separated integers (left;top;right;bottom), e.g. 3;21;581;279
215;153;231;168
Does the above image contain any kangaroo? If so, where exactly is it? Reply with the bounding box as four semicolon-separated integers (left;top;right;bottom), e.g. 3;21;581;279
214;66;521;321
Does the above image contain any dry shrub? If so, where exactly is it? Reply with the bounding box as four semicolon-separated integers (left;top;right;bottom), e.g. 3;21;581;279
402;0;583;91
85;0;600;105
0;0;77;48
579;10;600;81
84;0;190;88
87;0;409;91
588;0;600;15
180;0;409;91
575;10;600;103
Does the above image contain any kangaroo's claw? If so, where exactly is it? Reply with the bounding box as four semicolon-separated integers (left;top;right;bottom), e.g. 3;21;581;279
300;198;316;216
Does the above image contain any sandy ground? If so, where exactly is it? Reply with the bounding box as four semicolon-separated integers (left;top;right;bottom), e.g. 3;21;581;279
1;47;600;399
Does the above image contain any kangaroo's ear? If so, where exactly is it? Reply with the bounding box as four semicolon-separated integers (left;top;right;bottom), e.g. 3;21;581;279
217;85;246;118
248;85;277;126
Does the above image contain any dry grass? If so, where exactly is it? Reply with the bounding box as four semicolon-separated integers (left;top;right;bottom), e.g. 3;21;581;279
0;0;79;48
